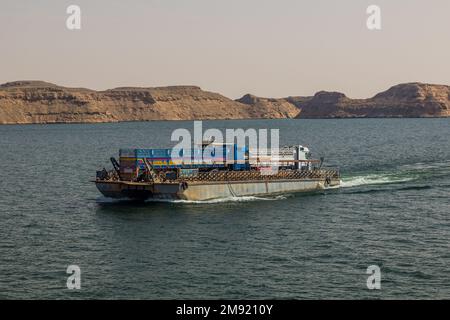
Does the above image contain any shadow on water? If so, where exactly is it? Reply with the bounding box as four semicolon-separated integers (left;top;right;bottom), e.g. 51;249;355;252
93;189;336;216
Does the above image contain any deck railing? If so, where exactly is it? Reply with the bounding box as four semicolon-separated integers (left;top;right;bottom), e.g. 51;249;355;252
98;168;340;183
180;168;340;182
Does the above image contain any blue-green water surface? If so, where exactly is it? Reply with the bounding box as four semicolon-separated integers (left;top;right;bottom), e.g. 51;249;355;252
0;119;449;299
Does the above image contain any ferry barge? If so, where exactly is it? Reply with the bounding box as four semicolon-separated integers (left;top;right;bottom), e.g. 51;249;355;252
94;143;340;201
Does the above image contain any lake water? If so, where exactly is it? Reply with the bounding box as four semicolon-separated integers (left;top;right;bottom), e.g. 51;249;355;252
0;119;449;299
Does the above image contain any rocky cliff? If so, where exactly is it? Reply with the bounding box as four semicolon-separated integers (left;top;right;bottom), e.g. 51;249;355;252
235;94;302;118
292;83;450;118
0;81;300;124
0;81;448;124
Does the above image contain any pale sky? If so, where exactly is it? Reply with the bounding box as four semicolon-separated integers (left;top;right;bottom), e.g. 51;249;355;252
1;0;449;99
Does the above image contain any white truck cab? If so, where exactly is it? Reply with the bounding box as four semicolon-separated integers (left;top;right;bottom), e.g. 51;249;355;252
297;145;312;170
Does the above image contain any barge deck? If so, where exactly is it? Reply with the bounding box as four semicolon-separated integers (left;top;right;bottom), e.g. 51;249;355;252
94;169;340;201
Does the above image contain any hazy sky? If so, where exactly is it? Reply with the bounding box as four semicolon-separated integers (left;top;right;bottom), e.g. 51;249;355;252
1;0;449;98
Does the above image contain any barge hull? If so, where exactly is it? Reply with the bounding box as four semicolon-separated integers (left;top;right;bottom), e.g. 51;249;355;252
95;178;339;201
